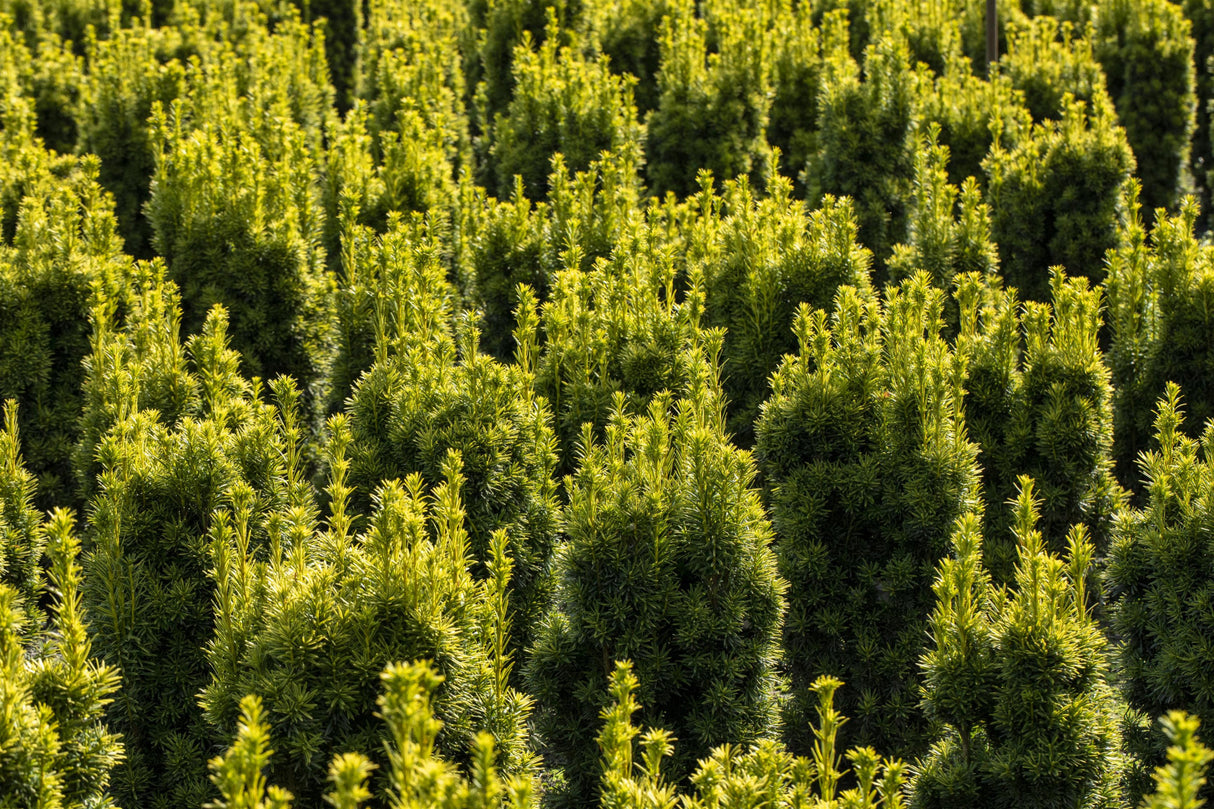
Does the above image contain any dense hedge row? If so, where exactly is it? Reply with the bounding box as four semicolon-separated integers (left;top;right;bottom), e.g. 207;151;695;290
5;0;1214;806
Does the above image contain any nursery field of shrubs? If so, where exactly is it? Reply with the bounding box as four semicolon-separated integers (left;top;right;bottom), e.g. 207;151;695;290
8;0;1214;806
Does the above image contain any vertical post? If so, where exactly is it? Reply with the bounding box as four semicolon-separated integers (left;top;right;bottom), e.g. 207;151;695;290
986;0;998;75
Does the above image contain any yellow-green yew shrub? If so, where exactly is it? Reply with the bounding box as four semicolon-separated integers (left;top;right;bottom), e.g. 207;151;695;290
529;344;786;804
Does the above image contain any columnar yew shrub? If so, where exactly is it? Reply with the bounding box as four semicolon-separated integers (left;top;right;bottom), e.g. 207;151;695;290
916;50;1031;189
327;0;466;245
325;212;455;415
0;149;127;508
529;346;786;803
766;3;826;190
1181;0;1214;215
472;0;589;138
888;128;999;298
145;20;335;392
755;275;980;760
914;483;1124;809
0;401;42;624
1094;0;1195;219
530;196;697;469
808;31;920;271
1107;386;1214;798
645;0;773;198
0;404;123;809
702;180;872;444
77;26;186;257
81;283;296;809
984;93;1133;301
867;0;962;76
592;0;669;114
1106;194;1214;488
293;0;360;107
202;417;534;804
491;32;642;201
956;271;1123;583
360;0;468;154
1000;18;1106;124
461;182;551;359
343;316;560;661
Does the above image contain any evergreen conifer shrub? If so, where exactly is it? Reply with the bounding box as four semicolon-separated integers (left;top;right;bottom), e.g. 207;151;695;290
1094;0;1195;220
645;0;773;198
597;661;907;809
0;148;128;508
984;93;1134;301
77;26;186;258
956;271;1124;583
1106;193;1214;489
202;416;534;803
81;284;299;809
529;344;786;803
888;128;1000;302
491;29;642;201
344;316;561;662
701;181;872;445
807;31;920;271
755;275;980;761
1107;385;1214;800
0;403;124;809
914;482;1125;809
527;194;697;471
145;22;336;394
1001;18;1106;124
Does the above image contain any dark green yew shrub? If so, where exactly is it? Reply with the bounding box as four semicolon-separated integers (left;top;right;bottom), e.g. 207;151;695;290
1181;0;1214;216
645;0;773;198
755;275;980;761
916;62;1028;192
463;150;643;360
491;32;642;201
325;212;455;416
984;93;1134;301
471;0;589;154
529;210;698;471
868;0;963;77
81;277;298;809
528;345;786;804
1094;0;1195;220
326;0;466;248
1107;385;1214;800
77;26;186;258
461;182;552;360
766;4;831;192
0;148;127;509
592;0;669;114
956;271;1124;583
1001;18;1106;124
0;404;123;809
702;180;872;445
0;401;42;624
807;31;921;271
1106;193;1214;490
207;660;538;809
914;482;1125;809
343;311;560;663
147;103;334;394
202;415;534;804
145;17;336;394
